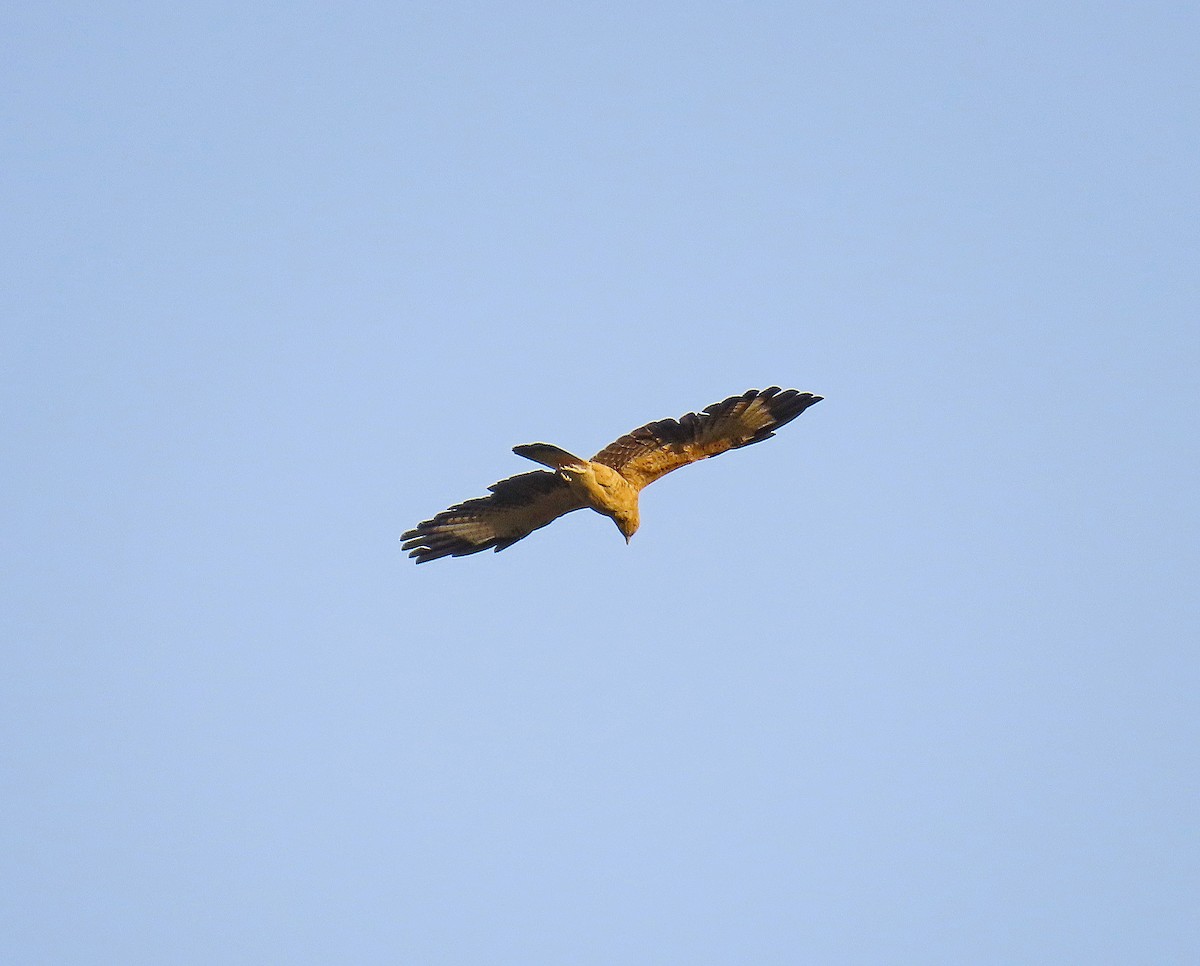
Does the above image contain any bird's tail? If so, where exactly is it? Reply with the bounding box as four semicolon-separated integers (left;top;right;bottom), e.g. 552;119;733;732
512;443;587;471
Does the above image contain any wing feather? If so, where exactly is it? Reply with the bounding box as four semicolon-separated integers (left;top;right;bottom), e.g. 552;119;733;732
401;471;586;563
592;387;822;490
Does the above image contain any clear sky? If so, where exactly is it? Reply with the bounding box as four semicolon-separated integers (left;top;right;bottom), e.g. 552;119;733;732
4;1;1198;962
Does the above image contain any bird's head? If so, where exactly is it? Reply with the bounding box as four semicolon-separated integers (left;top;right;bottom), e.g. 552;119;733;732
613;508;640;544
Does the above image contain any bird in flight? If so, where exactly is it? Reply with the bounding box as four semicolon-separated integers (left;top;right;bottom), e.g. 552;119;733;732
402;386;822;563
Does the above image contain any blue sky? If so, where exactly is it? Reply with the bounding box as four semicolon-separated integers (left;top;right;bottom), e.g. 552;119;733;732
3;1;1198;962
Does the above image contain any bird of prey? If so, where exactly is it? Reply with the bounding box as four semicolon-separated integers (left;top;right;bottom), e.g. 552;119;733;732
401;386;822;563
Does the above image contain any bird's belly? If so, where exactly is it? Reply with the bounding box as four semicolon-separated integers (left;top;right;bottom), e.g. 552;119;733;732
561;467;626;517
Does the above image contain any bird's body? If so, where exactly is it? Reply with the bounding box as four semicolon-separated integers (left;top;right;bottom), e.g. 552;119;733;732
402;387;822;563
522;449;642;541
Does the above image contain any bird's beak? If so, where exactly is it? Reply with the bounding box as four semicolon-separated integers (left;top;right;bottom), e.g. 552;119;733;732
625;533;631;545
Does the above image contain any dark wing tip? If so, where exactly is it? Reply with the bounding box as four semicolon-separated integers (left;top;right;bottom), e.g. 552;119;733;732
761;388;822;427
401;527;504;563
399;513;491;563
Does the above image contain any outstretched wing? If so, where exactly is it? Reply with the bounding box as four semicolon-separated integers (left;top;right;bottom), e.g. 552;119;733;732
592;387;822;491
402;471;586;563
